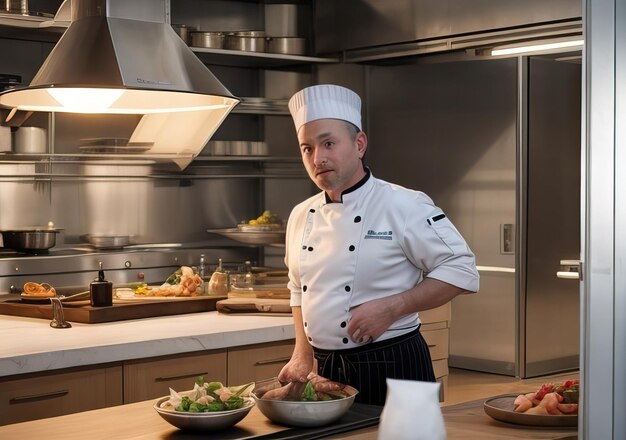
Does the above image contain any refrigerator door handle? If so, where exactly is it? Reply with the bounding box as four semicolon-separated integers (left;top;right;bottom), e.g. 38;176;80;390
476;265;515;273
556;259;582;280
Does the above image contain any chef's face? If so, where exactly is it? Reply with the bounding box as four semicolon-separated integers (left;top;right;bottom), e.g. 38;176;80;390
298;118;367;201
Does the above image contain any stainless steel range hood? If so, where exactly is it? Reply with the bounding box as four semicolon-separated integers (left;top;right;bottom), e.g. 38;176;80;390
0;0;239;168
0;0;239;114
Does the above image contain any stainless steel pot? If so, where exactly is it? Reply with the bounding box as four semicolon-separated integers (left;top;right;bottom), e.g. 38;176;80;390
225;31;266;52
189;31;225;49
267;37;307;55
14;126;47;154
172;24;196;45
1;228;61;251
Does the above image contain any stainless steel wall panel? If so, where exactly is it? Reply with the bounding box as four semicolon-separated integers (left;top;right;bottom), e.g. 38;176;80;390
170;0;263;34
0;171;53;229
315;0;582;54
0;169;261;247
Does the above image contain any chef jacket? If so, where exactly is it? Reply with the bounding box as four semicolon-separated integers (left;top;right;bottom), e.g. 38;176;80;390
285;172;479;350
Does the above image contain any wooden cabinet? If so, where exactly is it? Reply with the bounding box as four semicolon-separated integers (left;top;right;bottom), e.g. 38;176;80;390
227;339;295;385
0;365;122;426
122;341;295;404
123;349;227;403
420;302;452;402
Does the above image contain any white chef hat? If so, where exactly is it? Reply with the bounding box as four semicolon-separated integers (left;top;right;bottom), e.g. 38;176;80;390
288;84;362;132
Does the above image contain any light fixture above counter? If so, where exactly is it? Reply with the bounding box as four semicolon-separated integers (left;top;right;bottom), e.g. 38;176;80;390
0;0;240;169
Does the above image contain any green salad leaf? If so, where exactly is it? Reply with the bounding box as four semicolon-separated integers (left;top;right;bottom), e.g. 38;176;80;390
302;381;317;401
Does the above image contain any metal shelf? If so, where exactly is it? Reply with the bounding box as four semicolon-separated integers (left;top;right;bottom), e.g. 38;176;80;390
191;46;339;68
233;97;289;115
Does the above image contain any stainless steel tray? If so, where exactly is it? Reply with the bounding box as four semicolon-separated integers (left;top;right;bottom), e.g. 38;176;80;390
207;228;285;246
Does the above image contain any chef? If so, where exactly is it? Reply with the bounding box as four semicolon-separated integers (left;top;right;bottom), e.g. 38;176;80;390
278;84;479;405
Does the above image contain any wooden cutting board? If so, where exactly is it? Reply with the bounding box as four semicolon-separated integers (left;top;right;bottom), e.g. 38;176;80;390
0;295;226;324
216;297;292;314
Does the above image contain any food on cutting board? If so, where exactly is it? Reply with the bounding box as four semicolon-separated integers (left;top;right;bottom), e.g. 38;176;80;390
129;266;203;297
158;377;255;413
238;210;283;231
22;281;57;297
255;373;350;402
513;379;579;415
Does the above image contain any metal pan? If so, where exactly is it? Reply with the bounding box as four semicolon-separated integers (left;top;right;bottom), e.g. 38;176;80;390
225;31;266;52
266;37;307;55
189;31;226;49
80;234;130;249
1;228;62;251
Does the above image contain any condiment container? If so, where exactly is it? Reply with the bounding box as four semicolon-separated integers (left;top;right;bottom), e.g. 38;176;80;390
90;262;113;307
208;258;229;296
199;254;209;295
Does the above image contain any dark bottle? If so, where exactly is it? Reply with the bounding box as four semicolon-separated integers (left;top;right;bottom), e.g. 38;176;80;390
90;262;113;307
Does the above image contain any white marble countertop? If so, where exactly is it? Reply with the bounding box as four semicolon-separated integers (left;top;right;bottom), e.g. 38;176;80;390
0;312;295;377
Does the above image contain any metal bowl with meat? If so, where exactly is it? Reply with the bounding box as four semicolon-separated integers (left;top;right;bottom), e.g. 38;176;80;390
251;375;358;428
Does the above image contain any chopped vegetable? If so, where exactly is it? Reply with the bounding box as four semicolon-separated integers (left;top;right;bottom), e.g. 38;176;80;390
301;381;317;401
165;268;182;285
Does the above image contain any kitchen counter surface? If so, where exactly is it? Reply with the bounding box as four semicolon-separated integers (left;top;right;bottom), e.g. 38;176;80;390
0;311;295;377
0;394;577;440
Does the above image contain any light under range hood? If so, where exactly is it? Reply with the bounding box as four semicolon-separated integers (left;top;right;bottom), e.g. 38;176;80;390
0;0;240;168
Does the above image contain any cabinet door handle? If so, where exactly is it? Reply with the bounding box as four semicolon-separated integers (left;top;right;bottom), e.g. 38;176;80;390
9;389;69;404
255;357;291;366
155;372;208;382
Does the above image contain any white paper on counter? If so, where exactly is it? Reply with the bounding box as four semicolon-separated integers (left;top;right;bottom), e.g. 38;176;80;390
378;378;446;440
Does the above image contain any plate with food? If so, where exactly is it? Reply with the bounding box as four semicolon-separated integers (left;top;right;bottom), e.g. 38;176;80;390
153;377;255;432
20;281;57;303
251;374;358;428
114;289;203;301
208;210;285;246
483;380;579;427
115;266;204;301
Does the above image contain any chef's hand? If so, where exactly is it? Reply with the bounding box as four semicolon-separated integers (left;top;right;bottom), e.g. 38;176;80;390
348;297;396;344
278;353;314;383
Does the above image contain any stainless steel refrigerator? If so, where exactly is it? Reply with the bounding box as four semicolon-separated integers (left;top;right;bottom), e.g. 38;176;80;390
363;55;581;377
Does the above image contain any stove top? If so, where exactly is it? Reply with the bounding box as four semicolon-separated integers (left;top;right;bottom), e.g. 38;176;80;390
0;244;187;259
0;247;94;258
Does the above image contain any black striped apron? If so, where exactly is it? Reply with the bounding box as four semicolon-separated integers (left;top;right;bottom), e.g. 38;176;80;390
313;325;435;406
